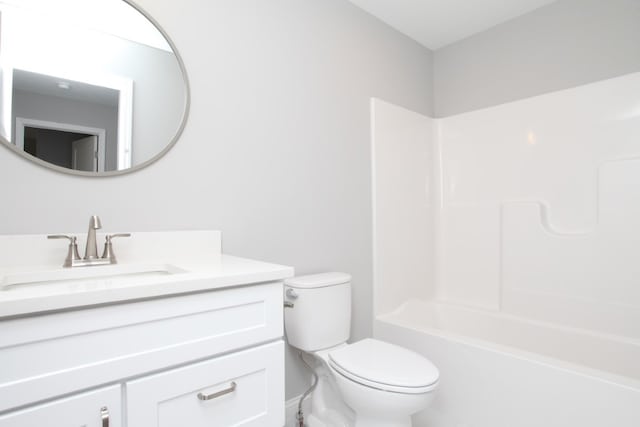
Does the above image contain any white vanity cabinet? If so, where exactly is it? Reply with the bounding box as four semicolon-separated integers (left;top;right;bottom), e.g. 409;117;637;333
0;385;121;427
0;281;287;427
127;341;283;426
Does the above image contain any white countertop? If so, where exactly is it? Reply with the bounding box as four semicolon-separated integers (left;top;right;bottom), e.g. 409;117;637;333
0;255;294;318
0;231;294;318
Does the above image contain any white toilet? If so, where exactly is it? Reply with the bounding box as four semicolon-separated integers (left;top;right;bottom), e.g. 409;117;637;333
284;272;439;427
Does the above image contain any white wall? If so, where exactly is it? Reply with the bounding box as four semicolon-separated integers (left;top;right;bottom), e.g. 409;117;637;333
0;0;433;399
372;72;640;341
0;12;12;143
434;0;640;117
370;75;640;427
371;99;435;316
438;72;640;339
112;40;184;165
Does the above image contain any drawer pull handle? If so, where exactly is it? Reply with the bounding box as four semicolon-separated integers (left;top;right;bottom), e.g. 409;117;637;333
100;406;109;427
197;381;237;401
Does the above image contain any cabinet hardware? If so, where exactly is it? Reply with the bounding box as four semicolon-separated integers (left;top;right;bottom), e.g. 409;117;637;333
197;381;237;401
100;406;109;427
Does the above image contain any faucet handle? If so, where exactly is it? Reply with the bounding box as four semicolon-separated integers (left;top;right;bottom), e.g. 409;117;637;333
47;234;76;242
47;235;81;268
106;233;131;241
101;233;131;264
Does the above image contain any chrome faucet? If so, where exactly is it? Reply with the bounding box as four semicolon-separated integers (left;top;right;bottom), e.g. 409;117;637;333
84;215;102;260
48;216;131;268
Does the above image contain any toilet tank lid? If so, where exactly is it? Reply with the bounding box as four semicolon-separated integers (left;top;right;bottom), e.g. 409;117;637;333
284;272;351;289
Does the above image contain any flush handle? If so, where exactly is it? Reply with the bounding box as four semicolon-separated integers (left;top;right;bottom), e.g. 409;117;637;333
286;288;298;299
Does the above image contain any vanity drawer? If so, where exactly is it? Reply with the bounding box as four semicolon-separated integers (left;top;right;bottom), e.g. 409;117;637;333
0;282;283;412
126;340;284;427
0;385;121;427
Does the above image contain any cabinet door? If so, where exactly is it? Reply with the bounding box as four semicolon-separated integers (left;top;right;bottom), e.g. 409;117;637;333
127;341;284;427
0;385;121;427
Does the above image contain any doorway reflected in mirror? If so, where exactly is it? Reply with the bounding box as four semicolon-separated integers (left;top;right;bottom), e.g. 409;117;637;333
23;127;101;172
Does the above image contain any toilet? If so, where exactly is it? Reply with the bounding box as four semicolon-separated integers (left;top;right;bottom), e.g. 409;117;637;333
284;272;439;427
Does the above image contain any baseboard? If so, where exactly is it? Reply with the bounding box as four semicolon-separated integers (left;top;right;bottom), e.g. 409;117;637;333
284;394;312;427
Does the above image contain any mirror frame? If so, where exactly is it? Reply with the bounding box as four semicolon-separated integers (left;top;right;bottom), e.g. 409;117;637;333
0;0;190;177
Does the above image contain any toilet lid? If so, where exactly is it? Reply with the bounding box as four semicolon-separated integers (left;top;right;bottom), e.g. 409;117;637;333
328;339;439;394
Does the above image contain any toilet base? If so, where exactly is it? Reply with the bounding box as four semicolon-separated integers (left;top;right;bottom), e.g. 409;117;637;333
306;412;351;427
307;413;409;427
354;416;411;427
303;352;354;427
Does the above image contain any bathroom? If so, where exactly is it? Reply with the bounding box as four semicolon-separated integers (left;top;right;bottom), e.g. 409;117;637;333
0;0;639;426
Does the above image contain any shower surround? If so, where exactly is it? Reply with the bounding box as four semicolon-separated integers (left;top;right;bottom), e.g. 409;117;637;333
371;72;640;426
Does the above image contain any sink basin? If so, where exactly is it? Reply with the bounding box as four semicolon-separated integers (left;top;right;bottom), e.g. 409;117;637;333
0;263;187;291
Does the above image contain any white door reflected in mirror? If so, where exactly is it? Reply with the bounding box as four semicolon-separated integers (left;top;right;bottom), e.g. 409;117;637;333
72;136;99;172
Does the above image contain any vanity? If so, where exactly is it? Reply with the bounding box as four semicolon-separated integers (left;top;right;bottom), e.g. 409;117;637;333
0;1;292;424
0;230;293;426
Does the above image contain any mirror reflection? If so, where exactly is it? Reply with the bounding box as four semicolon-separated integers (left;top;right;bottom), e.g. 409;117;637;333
0;0;188;174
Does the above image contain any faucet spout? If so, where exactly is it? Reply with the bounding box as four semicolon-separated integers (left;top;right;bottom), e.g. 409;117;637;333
84;215;102;260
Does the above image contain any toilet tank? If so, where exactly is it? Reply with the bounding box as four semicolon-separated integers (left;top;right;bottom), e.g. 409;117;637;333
284;272;351;352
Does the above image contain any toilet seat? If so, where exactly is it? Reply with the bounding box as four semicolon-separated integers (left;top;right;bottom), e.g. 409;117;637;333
328;338;439;394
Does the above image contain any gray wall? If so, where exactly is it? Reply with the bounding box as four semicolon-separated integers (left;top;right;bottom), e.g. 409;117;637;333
0;0;433;399
12;90;118;170
433;0;640;117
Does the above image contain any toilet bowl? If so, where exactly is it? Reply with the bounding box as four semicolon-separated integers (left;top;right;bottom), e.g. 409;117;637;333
284;273;439;426
326;338;438;427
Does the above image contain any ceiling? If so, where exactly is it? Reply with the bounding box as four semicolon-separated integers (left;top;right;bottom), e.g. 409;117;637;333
13;69;119;108
348;0;558;50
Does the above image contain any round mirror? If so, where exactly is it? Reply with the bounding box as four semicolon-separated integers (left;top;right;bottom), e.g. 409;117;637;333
0;0;189;176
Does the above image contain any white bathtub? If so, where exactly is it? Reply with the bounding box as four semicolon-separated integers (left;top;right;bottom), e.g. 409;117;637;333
374;300;640;427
